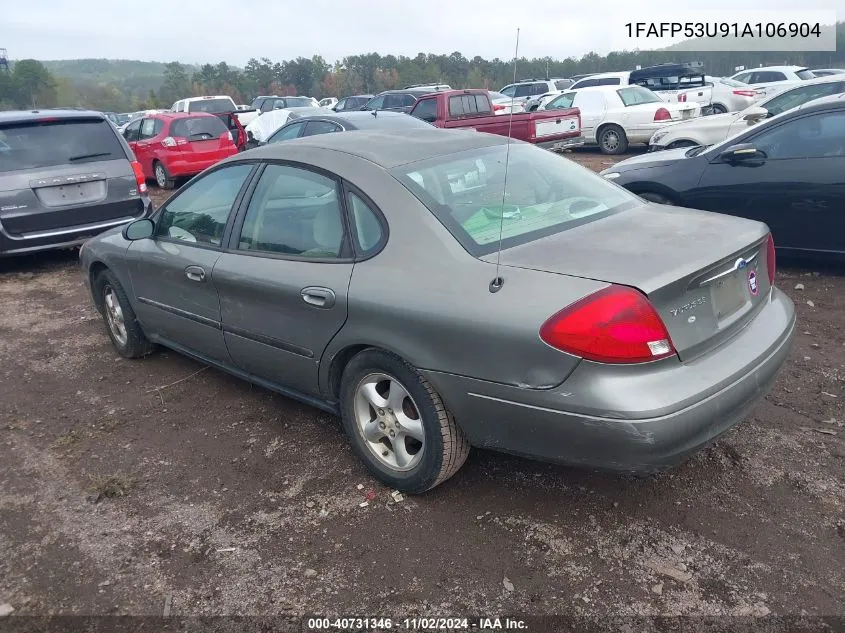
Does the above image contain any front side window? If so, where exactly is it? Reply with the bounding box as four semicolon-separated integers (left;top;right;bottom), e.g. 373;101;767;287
124;119;142;142
364;96;385;110
238;164;346;258
752;111;845;160
139;118;157;139
155;164;253;245
546;93;575;110
392;143;637;256
617;86;662;106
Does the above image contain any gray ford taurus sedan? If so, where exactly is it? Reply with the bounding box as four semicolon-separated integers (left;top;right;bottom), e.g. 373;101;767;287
79;128;795;493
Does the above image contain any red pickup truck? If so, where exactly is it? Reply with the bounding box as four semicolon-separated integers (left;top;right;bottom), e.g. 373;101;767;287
409;89;584;150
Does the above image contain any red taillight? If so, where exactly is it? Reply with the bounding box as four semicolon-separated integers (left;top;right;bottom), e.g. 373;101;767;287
493;104;506;111
540;285;676;364
678;94;687;102
162;136;188;148
654;107;672;121
733;89;757;97
130;160;147;194
766;233;776;285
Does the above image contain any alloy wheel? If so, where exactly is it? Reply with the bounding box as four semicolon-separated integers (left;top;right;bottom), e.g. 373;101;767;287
353;373;425;471
155;164;167;188
103;286;128;347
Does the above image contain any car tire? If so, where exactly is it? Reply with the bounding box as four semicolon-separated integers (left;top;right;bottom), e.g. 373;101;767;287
94;269;155;359
598;124;628;155
154;161;175;190
711;103;728;114
639;192;674;205
339;349;470;494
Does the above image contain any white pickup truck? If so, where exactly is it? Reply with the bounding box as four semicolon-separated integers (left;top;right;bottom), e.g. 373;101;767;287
569;63;718;113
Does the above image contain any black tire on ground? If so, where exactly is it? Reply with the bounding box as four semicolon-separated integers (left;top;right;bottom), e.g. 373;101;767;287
93;269;156;359
639;192;673;205
339;349;470;494
597;124;629;155
153;161;175;190
711;103;728;114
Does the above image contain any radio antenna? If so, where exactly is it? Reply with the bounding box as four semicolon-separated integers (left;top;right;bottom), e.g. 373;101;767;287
489;27;520;294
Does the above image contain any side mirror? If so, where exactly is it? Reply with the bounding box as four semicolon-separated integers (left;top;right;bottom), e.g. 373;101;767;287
123;218;154;241
743;106;768;123
719;143;762;163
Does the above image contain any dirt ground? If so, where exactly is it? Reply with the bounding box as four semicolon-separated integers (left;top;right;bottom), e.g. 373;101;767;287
1;148;843;626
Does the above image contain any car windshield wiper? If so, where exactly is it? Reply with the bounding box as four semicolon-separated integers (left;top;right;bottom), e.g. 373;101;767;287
685;146;706;157
67;152;113;162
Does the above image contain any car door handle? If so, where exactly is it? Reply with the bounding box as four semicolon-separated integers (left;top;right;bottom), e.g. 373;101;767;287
301;286;336;309
185;266;206;282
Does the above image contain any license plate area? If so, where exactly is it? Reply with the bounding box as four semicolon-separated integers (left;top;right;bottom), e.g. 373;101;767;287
710;272;746;320
34;181;106;207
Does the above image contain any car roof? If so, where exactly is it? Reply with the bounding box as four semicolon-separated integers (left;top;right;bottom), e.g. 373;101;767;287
241;127;508;168
293;110;428;129
0;109;106;124
575;71;630;80
759;73;845;104
377;88;433;96
179;95;234;102
736;66;807;74
152;111;218;119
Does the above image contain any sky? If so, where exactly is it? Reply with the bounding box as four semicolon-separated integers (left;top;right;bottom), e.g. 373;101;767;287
2;0;840;65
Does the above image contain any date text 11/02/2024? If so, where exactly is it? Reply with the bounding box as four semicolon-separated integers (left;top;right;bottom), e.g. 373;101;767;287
624;22;823;38
304;617;528;630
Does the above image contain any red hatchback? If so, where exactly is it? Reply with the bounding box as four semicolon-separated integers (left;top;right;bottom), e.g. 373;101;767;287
122;112;238;189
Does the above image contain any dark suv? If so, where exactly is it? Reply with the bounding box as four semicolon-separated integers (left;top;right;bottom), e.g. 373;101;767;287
362;88;439;113
0;110;152;256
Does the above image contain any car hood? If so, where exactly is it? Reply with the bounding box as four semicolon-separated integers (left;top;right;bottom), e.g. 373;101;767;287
601;147;691;173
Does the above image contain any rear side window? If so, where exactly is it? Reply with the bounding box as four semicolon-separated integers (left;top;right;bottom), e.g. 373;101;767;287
188;98;235;113
448;94;492;117
752;71;787;83
733;72;753;83
170;116;228;140
796;69;816;80
302;120;342;136
0;119;125;173
347;192;384;254
514;84;534;97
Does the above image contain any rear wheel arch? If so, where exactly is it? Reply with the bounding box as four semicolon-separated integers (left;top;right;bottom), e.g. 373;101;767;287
627;184;681;205
88;261;110;312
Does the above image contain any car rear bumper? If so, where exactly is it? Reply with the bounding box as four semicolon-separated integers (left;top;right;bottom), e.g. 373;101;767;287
422;287;795;473
0;198;152;257
165;153;237;177
535;134;586;151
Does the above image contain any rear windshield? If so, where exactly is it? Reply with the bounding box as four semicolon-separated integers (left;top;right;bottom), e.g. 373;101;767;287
187;98;235;113
554;79;573;90
347;97;370;108
0;119;125;173
284;97;313;108
617;86;663;106
718;77;747;88
391;143;636;256
170;116;228;140
796;69;816;80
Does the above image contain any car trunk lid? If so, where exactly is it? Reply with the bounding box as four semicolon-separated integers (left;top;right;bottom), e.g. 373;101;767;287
481;203;772;361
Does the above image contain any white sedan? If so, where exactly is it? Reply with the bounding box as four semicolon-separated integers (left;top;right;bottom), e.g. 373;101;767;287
541;85;700;154
648;74;845;150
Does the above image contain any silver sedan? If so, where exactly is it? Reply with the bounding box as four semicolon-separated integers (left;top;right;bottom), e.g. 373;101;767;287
80;128;795;493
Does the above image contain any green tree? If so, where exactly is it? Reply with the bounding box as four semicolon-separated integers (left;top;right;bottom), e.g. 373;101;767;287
12;59;56;108
159;61;190;105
